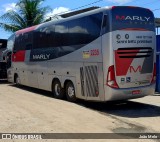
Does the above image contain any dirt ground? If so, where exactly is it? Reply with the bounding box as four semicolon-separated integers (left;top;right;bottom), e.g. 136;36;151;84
0;81;160;142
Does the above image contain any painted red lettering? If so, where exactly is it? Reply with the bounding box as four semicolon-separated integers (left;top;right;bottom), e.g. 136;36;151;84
129;66;142;73
116;15;125;20
91;49;99;56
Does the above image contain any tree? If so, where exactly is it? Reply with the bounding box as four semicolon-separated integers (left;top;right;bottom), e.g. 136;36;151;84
0;0;51;32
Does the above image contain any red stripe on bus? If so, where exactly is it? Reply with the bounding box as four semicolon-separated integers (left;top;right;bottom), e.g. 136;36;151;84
115;49;139;76
16;25;37;35
12;50;25;62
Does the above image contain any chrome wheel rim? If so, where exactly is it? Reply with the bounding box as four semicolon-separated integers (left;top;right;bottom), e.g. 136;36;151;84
55;84;60;96
68;86;75;98
16;77;20;84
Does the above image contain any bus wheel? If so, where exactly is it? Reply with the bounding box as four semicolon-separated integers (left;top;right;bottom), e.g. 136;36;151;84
52;80;64;99
66;81;76;102
15;75;20;86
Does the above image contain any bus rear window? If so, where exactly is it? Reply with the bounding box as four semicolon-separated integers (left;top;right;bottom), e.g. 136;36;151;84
112;6;155;31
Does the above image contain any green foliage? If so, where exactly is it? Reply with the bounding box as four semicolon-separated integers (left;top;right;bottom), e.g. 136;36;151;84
0;0;51;32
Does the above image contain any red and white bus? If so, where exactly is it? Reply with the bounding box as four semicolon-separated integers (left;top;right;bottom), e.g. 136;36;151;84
7;6;156;102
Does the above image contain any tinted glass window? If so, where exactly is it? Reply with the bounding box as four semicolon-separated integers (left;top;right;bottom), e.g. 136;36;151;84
101;14;110;34
47;25;55;47
112;7;155;31
54;23;68;47
14;34;24;51
7;34;15;51
67;12;103;45
68;17;86;45
14;32;33;51
33;25;54;49
84;13;103;43
31;12;102;51
25;32;33;50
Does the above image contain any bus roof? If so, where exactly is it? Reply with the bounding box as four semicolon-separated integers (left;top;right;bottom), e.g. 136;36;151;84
15;6;154;35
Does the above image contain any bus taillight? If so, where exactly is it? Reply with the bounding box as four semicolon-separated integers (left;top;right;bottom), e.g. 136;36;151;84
151;63;156;84
106;65;119;88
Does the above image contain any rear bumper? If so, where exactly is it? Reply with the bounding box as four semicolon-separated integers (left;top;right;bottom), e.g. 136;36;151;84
104;84;155;101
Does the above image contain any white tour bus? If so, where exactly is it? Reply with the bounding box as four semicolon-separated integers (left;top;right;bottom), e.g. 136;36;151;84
7;6;156;102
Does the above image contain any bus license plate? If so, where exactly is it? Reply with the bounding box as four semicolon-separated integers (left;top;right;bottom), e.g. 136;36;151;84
132;90;141;95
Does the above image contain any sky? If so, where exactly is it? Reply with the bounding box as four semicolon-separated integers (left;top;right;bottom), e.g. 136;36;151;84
0;0;160;39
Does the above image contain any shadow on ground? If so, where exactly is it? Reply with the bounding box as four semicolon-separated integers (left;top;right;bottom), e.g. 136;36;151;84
9;84;52;98
77;100;160;118
9;84;160;118
0;80;9;84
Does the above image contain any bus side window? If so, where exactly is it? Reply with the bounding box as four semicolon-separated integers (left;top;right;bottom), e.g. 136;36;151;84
25;32;33;50
14;34;26;52
68;18;86;45
54;23;68;47
101;14;109;35
84;13;103;43
13;36;19;53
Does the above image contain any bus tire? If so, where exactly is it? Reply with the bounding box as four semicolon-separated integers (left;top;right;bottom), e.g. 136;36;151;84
52;80;64;99
66;81;76;102
15;74;20;86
